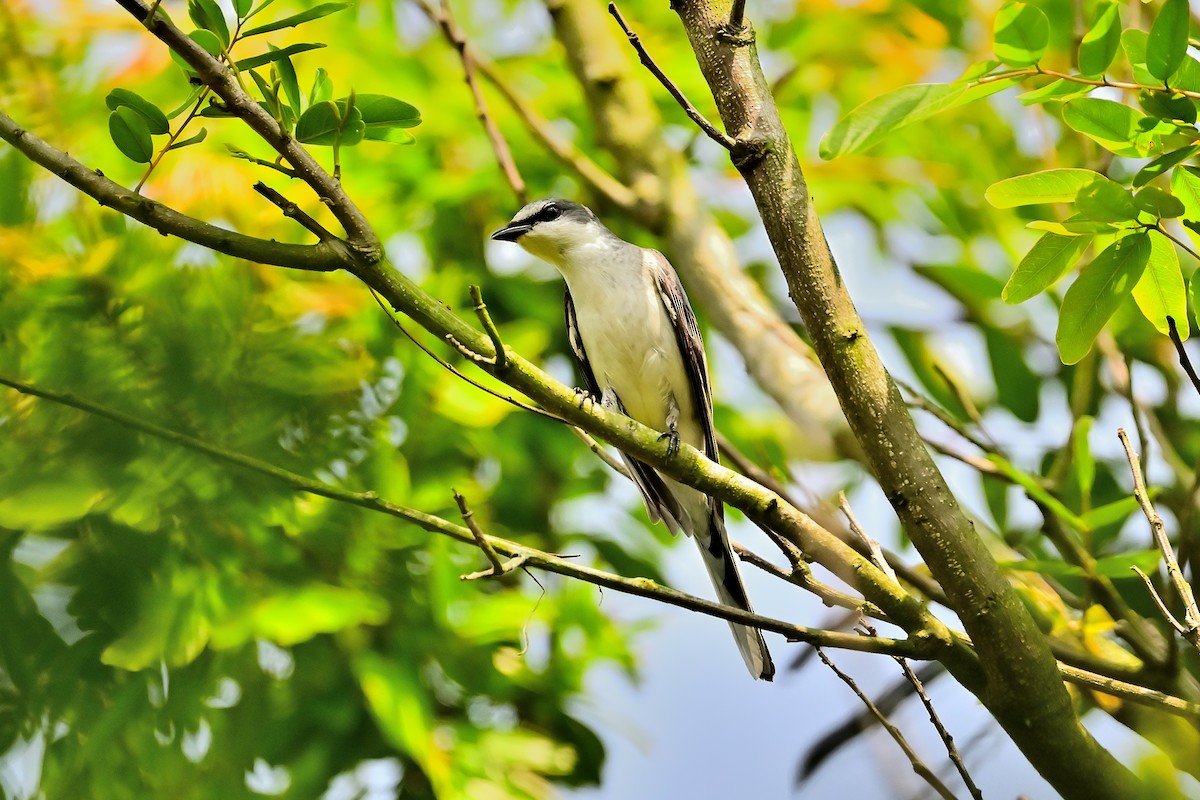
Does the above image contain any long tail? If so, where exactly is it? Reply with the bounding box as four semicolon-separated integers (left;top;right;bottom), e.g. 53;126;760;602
696;512;775;681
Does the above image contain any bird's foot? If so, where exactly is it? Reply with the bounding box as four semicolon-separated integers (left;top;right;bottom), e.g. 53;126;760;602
658;428;680;457
573;387;595;409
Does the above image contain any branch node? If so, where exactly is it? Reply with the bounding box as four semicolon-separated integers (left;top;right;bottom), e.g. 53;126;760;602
454;490;507;577
469;284;507;371
715;23;754;46
730;136;770;170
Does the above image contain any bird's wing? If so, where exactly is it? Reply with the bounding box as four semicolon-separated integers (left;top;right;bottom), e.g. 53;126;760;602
564;288;601;399
564;287;686;533
647;250;719;462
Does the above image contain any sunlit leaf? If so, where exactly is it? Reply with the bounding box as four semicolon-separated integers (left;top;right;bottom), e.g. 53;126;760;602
1003;232;1091;303
1057;232;1151;364
1093;550;1164;577
310;67;333;106
1132;230;1187;337
1062;98;1148;156
1080;497;1142;529
1078;2;1121;76
108;107;154;163
819;79;1017;159
1147;0;1189;81
295;100;342;144
233;0;253;18
241;2;350;37
993;3;1049;67
986;168;1103;207
0;474;105;528
1137;90;1198;124
1075;178;1138;223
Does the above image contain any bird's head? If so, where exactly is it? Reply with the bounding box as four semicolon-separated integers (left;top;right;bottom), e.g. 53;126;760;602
490;199;612;265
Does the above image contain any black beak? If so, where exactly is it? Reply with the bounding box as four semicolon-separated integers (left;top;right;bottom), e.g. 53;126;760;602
490;223;531;242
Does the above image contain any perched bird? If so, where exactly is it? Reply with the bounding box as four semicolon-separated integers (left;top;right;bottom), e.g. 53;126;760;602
491;198;775;680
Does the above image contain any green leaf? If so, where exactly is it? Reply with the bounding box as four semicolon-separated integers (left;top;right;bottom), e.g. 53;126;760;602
241;2;350;37
986;168;1103;207
295;100;343;144
993;3;1050;67
1072;415;1095;498
234;42;325;71
1003;232;1091;303
1171;165;1200;227
1080;496;1141;530
233;0;253;18
105;88;169;135
1057;232;1152;364
1133;144;1198;187
1137;90;1197;124
1078;2;1121;76
167;127;207;151
1191;270;1200;327
1132;230;1186;337
1017;79;1092;106
108;107;154;163
1027;216;1118;235
1062;98;1148;156
169;28;224;74
0;474;105;528
819;79;1017;159
984;327;1041;421
310;67;333;106
1147;0;1190;81
354;93;422;139
1075;178;1139;223
1133;185;1186;218
1000;559;1084;578
355;653;443;791
1094;550;1164;578
187;0;230;47
270;46;302;117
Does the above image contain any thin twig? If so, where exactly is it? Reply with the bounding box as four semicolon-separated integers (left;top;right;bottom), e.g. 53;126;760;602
462;553;529;581
227;147;302;179
607;2;736;151
1057;661;1200;719
838;492;896;584
569;426;632;478
1131;566;1188;636
470;56;638;211
419;0;527;203
134;87;210;193
734;542;886;619
975;65;1200;100
468;284;507;370
253;182;339;242
816;647;960;800
367;289;559;420
859;621;982;800
1119;427;1200;657
1167;316;1200;400
454;490;507;576
898;378;992;453
728;0;747;30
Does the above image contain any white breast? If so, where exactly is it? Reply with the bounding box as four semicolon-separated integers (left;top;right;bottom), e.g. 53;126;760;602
563;247;703;453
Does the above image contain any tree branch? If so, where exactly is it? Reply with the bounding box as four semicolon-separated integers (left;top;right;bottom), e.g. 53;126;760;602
0;112;341;272
0;372;929;658
668;0;1140;795
1120;428;1200;657
417;0;527;204
112;0;381;258
546;0;846;457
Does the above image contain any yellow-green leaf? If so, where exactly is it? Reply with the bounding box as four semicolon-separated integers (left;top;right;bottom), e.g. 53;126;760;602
1132;230;1186;338
1057;233;1151;364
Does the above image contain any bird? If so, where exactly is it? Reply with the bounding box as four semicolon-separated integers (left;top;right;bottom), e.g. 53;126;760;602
491;198;775;680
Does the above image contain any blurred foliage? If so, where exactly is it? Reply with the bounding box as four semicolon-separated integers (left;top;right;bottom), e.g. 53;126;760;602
4;0;1200;796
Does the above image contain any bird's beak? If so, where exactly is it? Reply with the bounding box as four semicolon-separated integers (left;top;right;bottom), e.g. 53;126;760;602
490;222;532;242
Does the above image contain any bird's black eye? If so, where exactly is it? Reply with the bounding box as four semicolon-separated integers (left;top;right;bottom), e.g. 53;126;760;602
541;203;562;221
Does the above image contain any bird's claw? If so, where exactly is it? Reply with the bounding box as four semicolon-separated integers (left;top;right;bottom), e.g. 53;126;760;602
573;387;595;409
659;428;680;457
